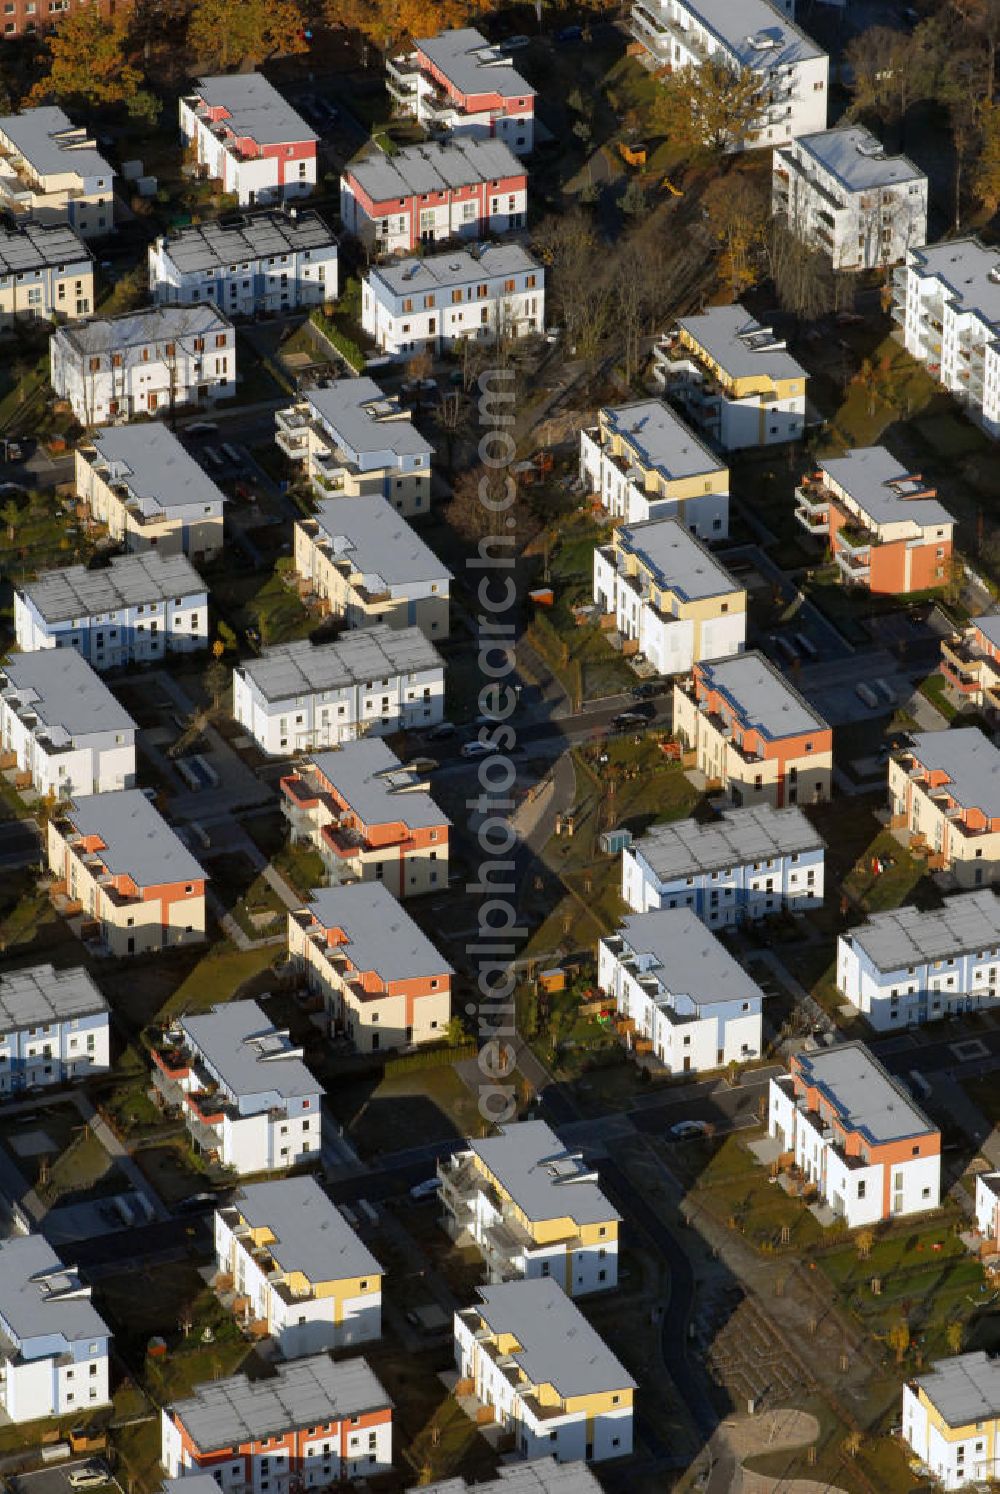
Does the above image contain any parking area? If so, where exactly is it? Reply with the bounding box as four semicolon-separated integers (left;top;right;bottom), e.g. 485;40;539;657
15;1459;122;1494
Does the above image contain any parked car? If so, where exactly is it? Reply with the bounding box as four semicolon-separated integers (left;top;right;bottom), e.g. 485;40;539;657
611;711;647;732
461;739;500;758
630;682;660;700
425;721;456;740
409;1177;442;1200
500;33;531;49
69;1467;110;1490
669;1120;711;1140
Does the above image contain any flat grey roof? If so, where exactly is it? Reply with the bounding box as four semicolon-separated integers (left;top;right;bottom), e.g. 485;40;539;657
85;424;227;520
62;789;205;889
422;1465;603;1494
226;1176;381;1281
614;516;741;602
912;1352;1000;1427
473;1279;636;1398
188;74;316;147
818;446;952;530
179;1000;316;1102
0;106;112;180
846;889;1000;973
0;1233;110;1345
346;136;522;204
973;612;1000;650
613;906;766;1009
309;494;451;590
793;1040;935;1143
304;880;454;982
413;27;533;100
676;0;824;66
21;551;205;624
468;1120;619;1227
301;377;431;462
909;237;1000;328
1;648;135;742
154;211;336;277
633;804;824;884
161;1477;220;1494
239;625;443;704
307;737;449;831
601;399;724;484
908;727;1000;820
675;303;806;383
794;125;925;192
58;303;231;357
698;650;828;739
0;221;91;275
370;242;540;298
0;964;107;1032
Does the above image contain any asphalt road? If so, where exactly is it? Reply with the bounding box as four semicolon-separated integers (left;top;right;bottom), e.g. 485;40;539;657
0;819;41;868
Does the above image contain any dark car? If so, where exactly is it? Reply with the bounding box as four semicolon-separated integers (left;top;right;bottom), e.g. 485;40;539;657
556;24;583;41
630;682;660;700
630;700;656;719
611;711;647;732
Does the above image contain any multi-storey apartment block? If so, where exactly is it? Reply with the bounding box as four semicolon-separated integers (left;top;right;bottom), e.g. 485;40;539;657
1;0;127;40
0;107;114;237
51;304;236;426
276;378;433;517
795;446;954;594
889;728;1000;887
423;1469;604;1494
0;1234;111;1423
768;1042;941;1226
386;27;535;154
0;648;136;799
179;75;317;208
280;738;449;897
340;138;527;254
149;211;337;315
214;1177;382;1355
903;1353;1000;1489
673;651;833;808
288;881;453;1052
940;611;1000;711
579;399;730;536
0;221;92;327
593;516;745;676
233;626;445;756
361;243;544;358
438;1119;620;1295
47;790;207;957
622;803;825;923
151;1000;321;1175
0;964;109;1095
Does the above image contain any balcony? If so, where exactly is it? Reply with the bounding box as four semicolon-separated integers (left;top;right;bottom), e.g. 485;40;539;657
835;549;871;584
630;3;707;62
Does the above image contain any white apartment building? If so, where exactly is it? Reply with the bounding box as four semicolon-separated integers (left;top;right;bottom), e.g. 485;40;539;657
150;211;337;316
0;964;109;1095
51;305;236;427
0;107;114;237
598;907;764;1074
15;552;209;667
387;27;536;154
179;75;318;208
0;648;136;799
903;1354;1000;1490
362;243;544;358
0;221;92;328
622;803;825;924
233;626;445;757
423;1471;603;1494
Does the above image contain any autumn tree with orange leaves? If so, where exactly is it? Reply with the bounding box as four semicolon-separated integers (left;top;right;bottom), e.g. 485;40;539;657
187;0;308;70
29;8;158;119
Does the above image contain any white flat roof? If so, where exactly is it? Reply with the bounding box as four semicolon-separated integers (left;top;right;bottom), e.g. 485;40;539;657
909;237;1000;328
675;302;806;383
793;125;925;192
697;650;828;739
601;399;724;484
179;1000;317;1103
907;727;1000;820
792;1041;936;1143
818;445;952;530
846;889;1000;973
614;516;742;602
0;647;135;742
613;906;767;1008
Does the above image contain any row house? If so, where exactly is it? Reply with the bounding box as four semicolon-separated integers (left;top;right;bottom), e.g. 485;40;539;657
0;963;109;1095
593;516;746;677
941;611;1000;712
213;1176;382;1356
232;626;445;757
288;880;453;1052
179;74;317;208
903;1353;1000;1491
422;1468;605;1494
386;27;535;153
795;445;954;595
0;221;92;327
280;737;449;898
976;1170;1000;1249
767;1042;941;1226
149;211;337;316
438;1118;620;1295
47;789;207;957
0;107;114;237
889;727;1000;888
0;648;136;799
672;651;833;809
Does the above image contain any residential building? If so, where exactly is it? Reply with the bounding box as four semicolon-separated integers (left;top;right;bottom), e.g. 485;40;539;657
74;424;226;560
213;1177;382;1355
14;552;209;665
0;648;136;798
232;626;445;757
652;303;807;450
975;1172;1000;1249
340;138;527;254
386;27;535;153
178;75;317;208
51;304;236;426
941;611;1000;712
794;445;954;594
422;1464;604;1494
0;964;109;1095
454;1279;635;1463
767;1042;942;1225
889;728;1000;888
592;516;746;676
773;125;927;270
0;107;114;237
361;243;544;358
579;399;730;537
47;790;207;957
275;378;433;517
0;221;92;327
149;211;337;315
151;1000;321;1176
903;1353;1000;1489
280;738;449;896
288;881;453;1052
161;1356;393;1487
672;651;833;808
438;1119;620;1294
0;1234;111;1423
1;0;132;41
621;803;825;923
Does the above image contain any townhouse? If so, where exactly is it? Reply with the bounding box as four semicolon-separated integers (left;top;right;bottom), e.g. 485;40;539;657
74;424;226;561
214;1177;382;1355
0;648;136;799
0;221;92;328
672;651;833;808
579;399;730;537
288;880;453;1052
454;1279;635;1463
179;74;317;208
976;1170;1000;1249
889;728;1000;888
940;611;1000;712
0;964;110;1095
0;107;114;237
592;516;746;676
386;27;535;154
903;1353;1000;1489
773;125;927;271
0;1233;111;1423
768;1042;941;1226
15;552;209;666
795;445;954;595
47;790;207;957
232;626;445;756
423;1468;604;1494
151;1000;321;1175
438;1118;620;1295
51;304;236;426
275;377;433;517
149;211;337;316
161;1355;393;1487
653;302;807;450
340;137;527;254
361;243;544;358
598;906;764;1074
621;803;825;924
280;738;449;897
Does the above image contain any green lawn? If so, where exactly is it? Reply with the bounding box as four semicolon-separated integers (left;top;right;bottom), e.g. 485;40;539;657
821;336;940;452
132;1139;213;1205
160;942;279;1017
918;672;959;721
271;839;326;899
38;1129;126;1206
841;829;930;914
687;1133;825;1254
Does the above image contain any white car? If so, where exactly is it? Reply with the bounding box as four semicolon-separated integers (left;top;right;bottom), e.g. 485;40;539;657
69;1468;110;1490
461;739;500;758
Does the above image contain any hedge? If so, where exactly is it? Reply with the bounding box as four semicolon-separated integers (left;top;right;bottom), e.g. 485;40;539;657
309;310;366;373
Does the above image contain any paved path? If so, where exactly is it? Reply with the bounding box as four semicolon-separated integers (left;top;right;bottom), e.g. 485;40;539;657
74;1093;170;1221
686;1408;842;1494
